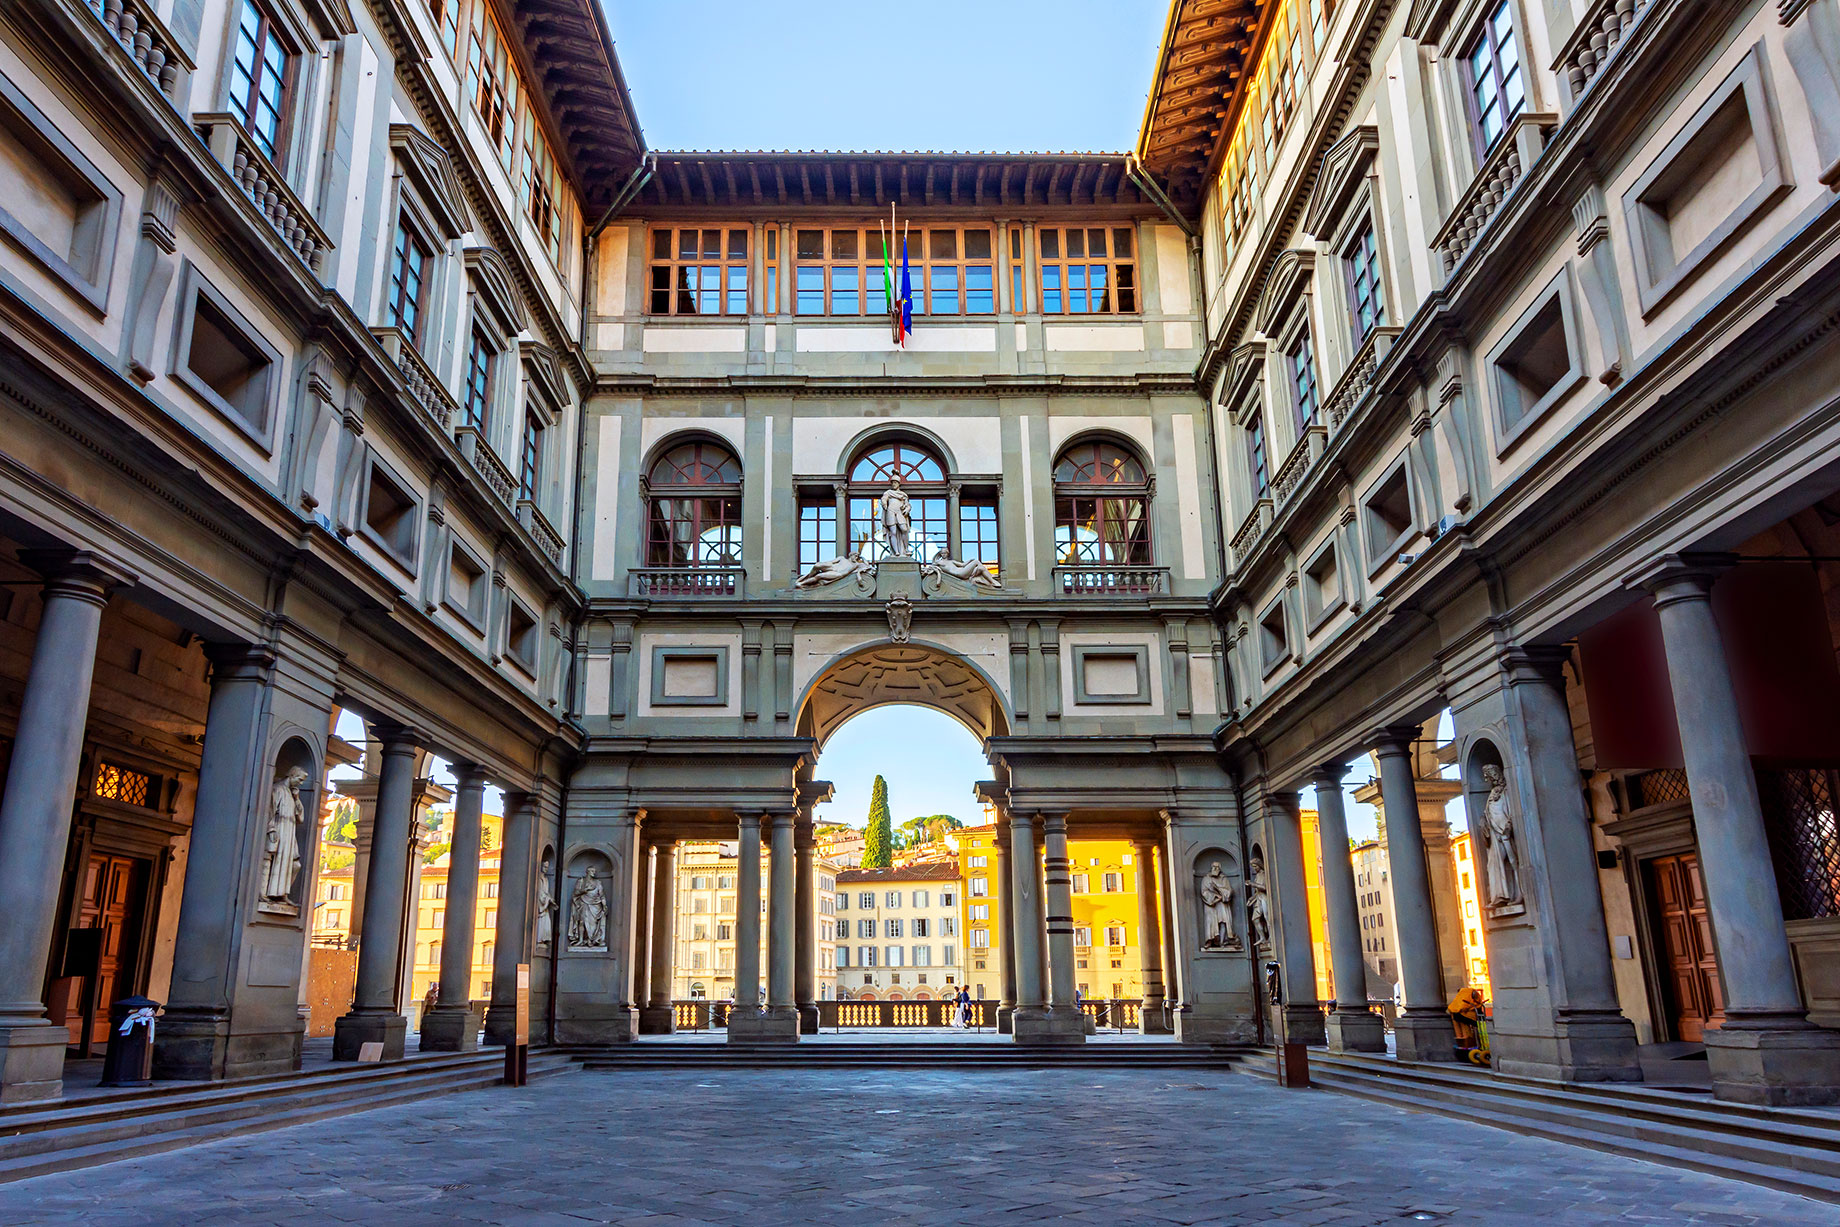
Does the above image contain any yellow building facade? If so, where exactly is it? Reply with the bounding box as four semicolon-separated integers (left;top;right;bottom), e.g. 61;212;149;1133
1452;833;1492;994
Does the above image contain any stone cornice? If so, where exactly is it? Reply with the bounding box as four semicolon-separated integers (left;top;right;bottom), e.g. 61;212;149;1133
594;372;1204;399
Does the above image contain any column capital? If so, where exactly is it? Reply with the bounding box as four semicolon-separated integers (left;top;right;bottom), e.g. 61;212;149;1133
737;811;762;831
19;548;135;605
1368;724;1421;757
1265;788;1303;813
1627;551;1736;601
203;642;279;680
1312;761;1349;788
370;722;423;754
1499;644;1572;687
449;761;491;789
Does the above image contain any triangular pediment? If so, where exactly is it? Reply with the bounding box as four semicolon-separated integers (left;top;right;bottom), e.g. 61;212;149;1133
1302;126;1380;239
390;125;473;241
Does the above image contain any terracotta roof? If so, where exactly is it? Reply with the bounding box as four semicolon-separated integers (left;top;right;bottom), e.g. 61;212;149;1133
836;864;964;883
1134;0;1271;217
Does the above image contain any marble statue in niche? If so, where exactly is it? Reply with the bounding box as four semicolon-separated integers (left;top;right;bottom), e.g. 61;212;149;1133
881;477;912;558
922;549;1003;591
260;766;310;909
795;549;874;590
1246;847;1273;950
568;866;608;950
1480;763;1523;907
1199;861;1238;949
535;853;556;951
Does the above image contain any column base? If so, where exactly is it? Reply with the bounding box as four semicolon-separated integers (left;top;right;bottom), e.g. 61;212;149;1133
555;1006;638;1045
1138;997;1172;1035
1706;1018;1840;1106
638;1004;677;1035
1174;1006;1259;1045
1393;1007;1459;1063
1494;1009;1642;1083
417;1004;484;1052
996;1005;1015;1035
1012;1007;1085;1045
1326;1008;1387;1053
798;1003;820;1034
1280;1003;1327;1046
727;1008;800;1043
153;1007;303;1080
0;1020;67;1104
483;1000;518;1046
332;1010;406;1061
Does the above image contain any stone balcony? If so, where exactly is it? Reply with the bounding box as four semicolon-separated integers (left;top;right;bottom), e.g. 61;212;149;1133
1554;0;1657;112
1431;112;1556;277
195;114;333;273
84;0;189;104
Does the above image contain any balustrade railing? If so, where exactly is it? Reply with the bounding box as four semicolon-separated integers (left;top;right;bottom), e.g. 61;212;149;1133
1431;112;1556;276
1270;424;1324;508
87;0;189;102
453;425;517;506
371;326;457;430
518;498;565;565
630;567;745;598
665;998;1156;1032
1230;499;1271;569
194;114;332;272
1555;0;1654;110
1324;326;1399;433
1052;564;1169;596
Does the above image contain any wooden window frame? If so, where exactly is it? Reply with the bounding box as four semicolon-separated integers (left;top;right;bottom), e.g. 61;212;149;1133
846;439;950;560
792;224;995;318
385;216;433;347
1463;0;1526;160
647;225;751;317
1287;325;1319;432
1246;408;1271;500
1035;225;1139;316
518;409;543;501
1343;217;1385;346
518;108;564;264
1052;440;1153;566
465;1;520;172
227;0;295;168
461;325;494;432
645;440;744;568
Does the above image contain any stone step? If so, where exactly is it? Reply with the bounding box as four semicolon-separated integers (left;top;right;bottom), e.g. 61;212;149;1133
570;1043;1255;1070
1254;1052;1840;1204
0;1052;571;1184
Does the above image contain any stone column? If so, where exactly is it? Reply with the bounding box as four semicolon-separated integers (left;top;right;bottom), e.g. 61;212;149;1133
1648;561;1840;1103
1267;791;1326;1045
1043;812;1077;1009
421;763;487;1051
630;843;653;1011
639;842;676;1033
1156;843;1181;1010
485;790;534;1045
726;812;793;1041
1315;765;1384;1052
995;828;1017;1033
795;821;819;1033
1007;811;1047;1025
1374;728;1455;1062
763;812;799;1035
1134;837;1170;1034
334;727;420;1060
155;644;277;1080
0;554;120;1103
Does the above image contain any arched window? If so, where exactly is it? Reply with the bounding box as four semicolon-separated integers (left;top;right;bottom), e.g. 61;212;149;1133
1053;440;1152;585
645;440;742;568
846;439;948;561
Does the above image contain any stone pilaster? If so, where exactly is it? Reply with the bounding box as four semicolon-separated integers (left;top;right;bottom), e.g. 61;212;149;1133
1135;837;1170;1034
484;790;534;1046
639;842;676;1034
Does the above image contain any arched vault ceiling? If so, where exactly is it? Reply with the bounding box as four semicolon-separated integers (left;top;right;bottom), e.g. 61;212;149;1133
802;646;1004;749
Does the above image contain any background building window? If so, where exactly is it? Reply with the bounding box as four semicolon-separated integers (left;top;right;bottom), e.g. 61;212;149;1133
1037;226;1137;314
1466;0;1525;155
228;0;290;163
649;226;749;315
1053;440;1151;566
644;440;741;567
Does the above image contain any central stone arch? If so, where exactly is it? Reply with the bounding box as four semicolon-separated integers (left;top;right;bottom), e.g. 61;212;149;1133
794;641;1011;750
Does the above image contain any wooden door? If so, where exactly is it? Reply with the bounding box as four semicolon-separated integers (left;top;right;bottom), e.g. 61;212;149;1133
1648;852;1724;1042
69;853;149;1048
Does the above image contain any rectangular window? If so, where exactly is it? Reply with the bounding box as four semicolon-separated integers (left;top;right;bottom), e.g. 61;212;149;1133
1102;872;1122;893
837;946;850;968
913;890;928;908
465;2;520;171
228;0;290;164
518;411;543;501
970;903;989;921
716;922;732;941
519;109;565;263
885;919;902;938
1105;925;1126;946
385;221;431;347
886;946;904;967
858;919;873;939
970;876;988;897
941;890;954;906
913;918;929;938
968;855;987;868
836;892;847;909
1247;410;1270;499
798;498;838;569
428;0;461;59
1345;221;1385;345
1008;226;1024;310
960;500;1000;576
913;945;931;967
648;226;750;316
885;891;901;908
1074;926;1091;947
1466;0;1526;156
1071;873;1089;894
971;929;990;948
462;327;493;432
942;916;955;937
1036;226;1137;314
1290;330;1319;430
859;892;874;909
792;225;994;317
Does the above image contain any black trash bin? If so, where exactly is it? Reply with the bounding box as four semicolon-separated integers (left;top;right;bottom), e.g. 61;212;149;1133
101;996;162;1087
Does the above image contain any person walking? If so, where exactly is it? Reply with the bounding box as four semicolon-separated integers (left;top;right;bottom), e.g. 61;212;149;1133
955;986;972;1029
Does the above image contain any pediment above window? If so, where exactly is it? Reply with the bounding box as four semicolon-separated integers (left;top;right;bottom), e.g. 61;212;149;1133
1255;250;1316;336
390;125;472;241
520;340;568;415
465;246;526;337
1226;340;1268;417
1302;126;1380;239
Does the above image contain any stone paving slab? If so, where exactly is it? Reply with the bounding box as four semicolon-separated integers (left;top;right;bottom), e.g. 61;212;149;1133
0;1067;1828;1225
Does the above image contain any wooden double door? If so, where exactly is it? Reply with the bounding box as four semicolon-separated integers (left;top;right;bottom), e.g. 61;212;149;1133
64;852;151;1050
1647;852;1724;1042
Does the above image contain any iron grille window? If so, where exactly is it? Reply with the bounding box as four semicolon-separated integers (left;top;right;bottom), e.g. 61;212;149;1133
1346;221;1385;346
649;226;749;316
1756;767;1840;920
229;0;290;163
1466;0;1526;156
1247;411;1270;499
93;761;152;807
462;328;493;431
386;222;431;346
1289;331;1320;430
1037;226;1137;314
1626;768;1691;810
644;441;741;568
1052;441;1152;566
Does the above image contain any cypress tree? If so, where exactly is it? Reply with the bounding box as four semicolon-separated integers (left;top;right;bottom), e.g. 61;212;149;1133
863;774;892;868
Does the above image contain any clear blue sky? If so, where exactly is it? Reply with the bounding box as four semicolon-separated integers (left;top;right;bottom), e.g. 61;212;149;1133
813;706;991;828
603;1;1170;153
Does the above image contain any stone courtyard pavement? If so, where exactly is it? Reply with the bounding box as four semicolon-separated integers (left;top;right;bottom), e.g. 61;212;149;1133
0;1068;1827;1226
